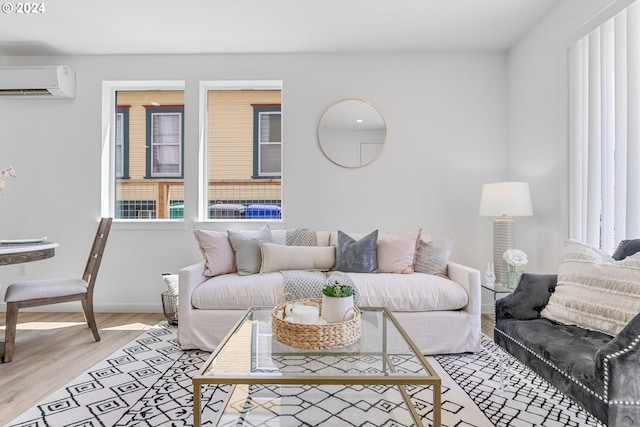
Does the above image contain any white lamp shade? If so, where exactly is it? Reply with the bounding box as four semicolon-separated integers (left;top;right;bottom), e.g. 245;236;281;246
479;182;533;217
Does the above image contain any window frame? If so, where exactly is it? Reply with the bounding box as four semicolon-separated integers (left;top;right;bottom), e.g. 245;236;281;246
101;81;186;226
252;105;282;178
100;80;284;227
145;105;185;179
198;80;284;223
115;106;130;179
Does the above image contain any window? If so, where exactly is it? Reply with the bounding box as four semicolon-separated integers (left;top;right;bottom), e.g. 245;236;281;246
115;107;129;179
146;107;184;178
102;85;185;220
101;81;283;222
253;105;282;177
569;2;640;252
203;81;283;220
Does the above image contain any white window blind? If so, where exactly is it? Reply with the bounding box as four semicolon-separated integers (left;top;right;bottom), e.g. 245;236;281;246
258;111;282;176
151;112;182;176
569;1;640;252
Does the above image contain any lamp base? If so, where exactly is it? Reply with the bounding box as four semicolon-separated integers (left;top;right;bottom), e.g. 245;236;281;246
494;216;515;285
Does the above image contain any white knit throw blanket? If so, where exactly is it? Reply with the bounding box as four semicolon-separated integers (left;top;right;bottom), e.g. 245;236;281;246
281;270;361;306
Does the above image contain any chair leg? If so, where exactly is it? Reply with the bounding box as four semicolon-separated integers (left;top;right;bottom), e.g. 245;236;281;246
4;302;18;363
82;298;101;342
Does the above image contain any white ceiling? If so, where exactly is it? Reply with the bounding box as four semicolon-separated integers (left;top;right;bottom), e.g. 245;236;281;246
0;0;562;56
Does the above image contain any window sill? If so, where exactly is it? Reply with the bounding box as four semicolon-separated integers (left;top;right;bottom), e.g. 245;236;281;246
111;219;189;231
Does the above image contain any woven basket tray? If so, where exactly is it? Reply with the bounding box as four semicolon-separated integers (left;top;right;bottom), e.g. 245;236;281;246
271;298;361;350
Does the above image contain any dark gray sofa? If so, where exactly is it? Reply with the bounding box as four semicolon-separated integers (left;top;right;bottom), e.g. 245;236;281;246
494;273;640;427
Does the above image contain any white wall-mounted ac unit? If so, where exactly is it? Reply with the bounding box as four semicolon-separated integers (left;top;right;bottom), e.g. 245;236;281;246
0;65;76;99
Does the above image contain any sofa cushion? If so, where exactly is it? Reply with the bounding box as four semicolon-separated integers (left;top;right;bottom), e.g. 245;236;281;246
259;242;335;273
540;240;640;336
270;230;332;247
192;272;283;310
347;272;468;312
377;229;421;274
335;230;379;273
496;317;611;398
497;273;556;320
228;225;273;275
286;228;317;246
193;230;237;277
613;238;640;260
191;271;468;313
414;237;456;277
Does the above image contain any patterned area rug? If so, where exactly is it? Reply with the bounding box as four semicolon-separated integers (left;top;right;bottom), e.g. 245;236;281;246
8;323;603;427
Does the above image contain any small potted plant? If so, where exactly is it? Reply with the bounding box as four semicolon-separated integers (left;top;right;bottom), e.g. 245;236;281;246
321;281;355;323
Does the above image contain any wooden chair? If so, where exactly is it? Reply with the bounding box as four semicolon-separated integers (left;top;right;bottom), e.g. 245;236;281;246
3;218;112;363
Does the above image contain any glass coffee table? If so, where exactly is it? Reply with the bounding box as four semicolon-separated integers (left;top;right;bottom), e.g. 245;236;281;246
193;306;441;426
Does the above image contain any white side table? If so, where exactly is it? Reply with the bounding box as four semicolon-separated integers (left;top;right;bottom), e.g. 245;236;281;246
481;283;514;389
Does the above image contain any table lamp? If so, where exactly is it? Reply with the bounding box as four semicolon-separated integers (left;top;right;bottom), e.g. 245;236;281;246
479;182;533;285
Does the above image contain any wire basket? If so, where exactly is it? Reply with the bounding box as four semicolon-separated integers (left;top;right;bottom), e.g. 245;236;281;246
161;291;178;326
271;298;361;350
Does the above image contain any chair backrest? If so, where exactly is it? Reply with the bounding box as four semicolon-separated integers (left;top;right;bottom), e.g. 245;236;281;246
83;218;113;293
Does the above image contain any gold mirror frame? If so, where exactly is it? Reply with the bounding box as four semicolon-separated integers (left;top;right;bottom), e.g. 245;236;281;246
318;99;386;168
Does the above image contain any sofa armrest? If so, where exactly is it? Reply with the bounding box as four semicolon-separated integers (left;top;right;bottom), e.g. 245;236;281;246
447;261;481;315
595;312;640;404
177;261;207;348
495;273;557;320
178;261;206;311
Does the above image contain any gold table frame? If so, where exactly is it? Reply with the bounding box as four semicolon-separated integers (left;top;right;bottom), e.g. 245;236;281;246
193;306;441;427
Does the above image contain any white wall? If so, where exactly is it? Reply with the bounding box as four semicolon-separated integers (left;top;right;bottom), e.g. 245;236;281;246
0;52;508;313
507;0;615;275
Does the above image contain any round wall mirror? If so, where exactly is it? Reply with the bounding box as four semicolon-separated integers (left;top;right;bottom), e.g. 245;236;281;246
318;99;386;168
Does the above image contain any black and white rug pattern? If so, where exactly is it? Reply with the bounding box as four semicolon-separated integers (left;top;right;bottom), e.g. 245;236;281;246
434;339;603;427
8;324;603;427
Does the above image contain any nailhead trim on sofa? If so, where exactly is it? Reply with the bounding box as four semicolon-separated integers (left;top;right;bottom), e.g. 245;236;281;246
603;334;640;404
494;327;606;403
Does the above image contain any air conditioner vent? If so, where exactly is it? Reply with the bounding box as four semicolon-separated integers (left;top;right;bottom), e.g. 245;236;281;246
0;88;52;96
0;66;75;99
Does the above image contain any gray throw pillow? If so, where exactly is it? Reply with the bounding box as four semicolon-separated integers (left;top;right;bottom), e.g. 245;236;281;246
612;239;640;261
227;225;273;275
335;230;379;273
414;237;456;277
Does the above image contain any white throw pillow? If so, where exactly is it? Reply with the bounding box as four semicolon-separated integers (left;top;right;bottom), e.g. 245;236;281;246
540;240;640;336
259;242;335;273
162;273;179;295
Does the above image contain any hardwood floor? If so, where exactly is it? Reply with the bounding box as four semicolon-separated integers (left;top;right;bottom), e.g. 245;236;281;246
0;312;164;426
0;311;496;425
481;313;495;340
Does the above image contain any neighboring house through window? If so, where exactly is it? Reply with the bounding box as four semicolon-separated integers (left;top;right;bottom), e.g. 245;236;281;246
115;106;129;179
205;82;283;220
102;81;283;222
253;105;282;178
103;87;185;220
145;106;184;178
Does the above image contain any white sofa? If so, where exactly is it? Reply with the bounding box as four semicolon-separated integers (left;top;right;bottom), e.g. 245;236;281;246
178;229;482;355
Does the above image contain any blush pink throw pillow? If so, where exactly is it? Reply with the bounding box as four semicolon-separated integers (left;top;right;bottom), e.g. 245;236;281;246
376;229;422;274
193;230;237;277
